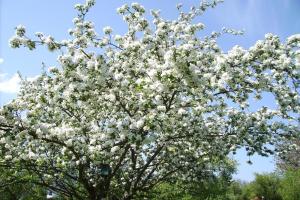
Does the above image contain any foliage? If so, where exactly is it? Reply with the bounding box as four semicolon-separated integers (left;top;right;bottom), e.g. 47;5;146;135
147;171;299;200
0;0;299;199
279;169;300;200
0;167;46;200
225;181;244;200
250;173;282;200
276;134;300;171
147;159;236;200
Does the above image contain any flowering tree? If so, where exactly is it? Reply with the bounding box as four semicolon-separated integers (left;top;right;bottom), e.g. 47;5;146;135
276;136;300;171
0;0;300;199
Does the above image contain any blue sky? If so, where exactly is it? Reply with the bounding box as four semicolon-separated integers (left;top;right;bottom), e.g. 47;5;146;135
0;0;299;181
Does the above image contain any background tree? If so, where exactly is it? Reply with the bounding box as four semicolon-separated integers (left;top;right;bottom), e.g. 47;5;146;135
147;158;236;200
279;169;300;200
276;134;300;171
0;0;299;199
249;173;282;200
227;174;282;200
275;133;300;200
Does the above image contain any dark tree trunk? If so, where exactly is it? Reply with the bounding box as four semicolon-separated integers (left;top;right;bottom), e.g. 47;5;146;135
89;177;111;200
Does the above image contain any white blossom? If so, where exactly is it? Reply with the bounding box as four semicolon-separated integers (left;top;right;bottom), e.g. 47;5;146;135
103;26;113;34
1;0;299;198
111;146;120;153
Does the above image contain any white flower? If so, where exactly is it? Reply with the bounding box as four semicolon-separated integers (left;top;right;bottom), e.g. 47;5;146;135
86;0;95;7
103;26;113;34
87;60;95;69
119;133;126;140
203;157;209;161
111;146;120;153
157;105;166;112
164;50;173;62
44;36;54;44
178;108;186;115
66;139;73;147
131;2;144;12
114;35;122;42
176;3;183;10
136;119;145;129
117;4;128;14
100;38;109;46
196;23;205;30
107;51;114;58
148;69;157;78
4;155;12;160
28;151;37;160
105;93;116;102
15;25;26;37
48;66;58;73
287;34;300;44
35;32;44;37
114;73;123;81
157;22;165;29
129;122;136;129
9;36;22;48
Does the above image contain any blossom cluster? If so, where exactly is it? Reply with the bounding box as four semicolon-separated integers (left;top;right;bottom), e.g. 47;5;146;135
1;0;299;198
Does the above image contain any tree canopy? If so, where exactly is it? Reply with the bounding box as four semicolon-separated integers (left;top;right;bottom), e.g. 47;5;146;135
0;0;299;199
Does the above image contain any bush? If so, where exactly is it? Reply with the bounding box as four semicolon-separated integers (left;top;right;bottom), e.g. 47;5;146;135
250;173;282;200
279;169;300;200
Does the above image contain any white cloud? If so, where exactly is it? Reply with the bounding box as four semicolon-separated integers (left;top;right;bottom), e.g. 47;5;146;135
0;73;21;93
0;73;8;79
0;58;4;64
27;75;40;82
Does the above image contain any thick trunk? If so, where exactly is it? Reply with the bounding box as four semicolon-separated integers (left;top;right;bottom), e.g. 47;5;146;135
122;197;132;200
89;178;111;200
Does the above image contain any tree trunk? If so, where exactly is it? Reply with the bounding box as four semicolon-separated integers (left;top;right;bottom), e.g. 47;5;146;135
92;178;111;200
